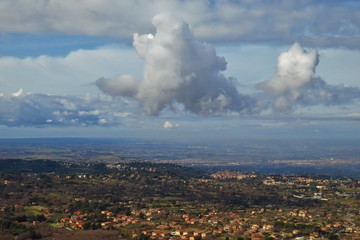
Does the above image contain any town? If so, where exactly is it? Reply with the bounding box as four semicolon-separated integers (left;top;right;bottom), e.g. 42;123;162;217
0;160;359;239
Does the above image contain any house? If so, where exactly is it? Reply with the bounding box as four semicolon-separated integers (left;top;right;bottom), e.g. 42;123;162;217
74;211;82;215
151;231;165;237
213;228;223;234
298;210;307;218
101;221;112;230
71;220;84;230
262;224;273;231
171;230;181;236
61;217;70;223
251;224;260;231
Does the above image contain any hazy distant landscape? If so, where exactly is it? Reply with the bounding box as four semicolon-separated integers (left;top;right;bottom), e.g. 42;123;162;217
1;138;359;177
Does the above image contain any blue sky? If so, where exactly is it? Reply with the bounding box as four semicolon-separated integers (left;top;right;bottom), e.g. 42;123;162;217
0;0;359;140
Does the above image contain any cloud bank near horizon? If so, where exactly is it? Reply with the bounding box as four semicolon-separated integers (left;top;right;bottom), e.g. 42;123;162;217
0;90;134;127
0;86;359;128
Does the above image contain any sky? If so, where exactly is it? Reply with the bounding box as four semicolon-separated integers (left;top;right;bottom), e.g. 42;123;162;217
0;0;360;140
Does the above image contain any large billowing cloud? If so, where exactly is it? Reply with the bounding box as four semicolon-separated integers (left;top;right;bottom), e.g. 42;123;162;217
258;43;360;112
97;13;254;116
0;0;359;49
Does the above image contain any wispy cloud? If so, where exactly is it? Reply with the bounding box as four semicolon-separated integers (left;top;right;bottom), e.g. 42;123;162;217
0;45;141;94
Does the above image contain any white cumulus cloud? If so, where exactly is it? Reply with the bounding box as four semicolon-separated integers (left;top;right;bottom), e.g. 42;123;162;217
258;42;319;111
163;121;174;129
96;13;254;115
258;43;360;112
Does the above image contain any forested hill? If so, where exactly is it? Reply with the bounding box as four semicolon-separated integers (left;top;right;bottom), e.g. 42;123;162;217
0;159;206;178
0;159;107;174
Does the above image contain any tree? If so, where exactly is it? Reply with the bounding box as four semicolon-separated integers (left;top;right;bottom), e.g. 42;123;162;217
136;233;150;240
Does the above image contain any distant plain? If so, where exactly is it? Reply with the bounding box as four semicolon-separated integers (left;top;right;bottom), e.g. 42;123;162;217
0;138;359;177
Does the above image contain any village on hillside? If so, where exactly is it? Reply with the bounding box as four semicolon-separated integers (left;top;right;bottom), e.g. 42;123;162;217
0;161;359;239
